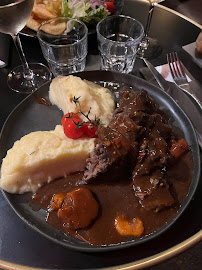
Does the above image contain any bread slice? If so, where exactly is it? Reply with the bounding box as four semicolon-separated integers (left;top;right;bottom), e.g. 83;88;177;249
196;32;202;53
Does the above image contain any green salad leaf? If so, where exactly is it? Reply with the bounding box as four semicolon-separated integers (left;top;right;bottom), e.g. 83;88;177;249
61;0;110;26
61;0;72;17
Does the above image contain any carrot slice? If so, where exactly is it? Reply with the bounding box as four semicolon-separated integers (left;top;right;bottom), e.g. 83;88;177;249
115;215;144;237
170;139;188;159
49;193;65;211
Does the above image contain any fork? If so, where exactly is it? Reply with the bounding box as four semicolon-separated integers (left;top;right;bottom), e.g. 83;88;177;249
167;52;202;110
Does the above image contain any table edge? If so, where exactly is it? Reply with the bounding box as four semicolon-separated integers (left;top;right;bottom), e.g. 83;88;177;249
158;4;202;29
134;0;202;29
0;230;201;270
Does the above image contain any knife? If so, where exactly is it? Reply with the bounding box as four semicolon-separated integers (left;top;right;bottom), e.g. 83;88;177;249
143;58;171;92
142;58;202;148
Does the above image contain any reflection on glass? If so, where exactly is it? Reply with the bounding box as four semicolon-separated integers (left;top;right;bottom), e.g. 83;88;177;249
137;0;165;59
0;0;51;93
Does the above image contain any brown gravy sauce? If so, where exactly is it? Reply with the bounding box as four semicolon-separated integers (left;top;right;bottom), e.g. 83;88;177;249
31;151;193;246
34;94;52;106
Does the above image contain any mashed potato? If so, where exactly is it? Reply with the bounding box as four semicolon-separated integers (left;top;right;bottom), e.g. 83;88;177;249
49;75;115;126
0;76;116;194
0;125;95;194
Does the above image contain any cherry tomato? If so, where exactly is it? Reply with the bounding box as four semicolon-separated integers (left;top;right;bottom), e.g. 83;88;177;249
61;113;84;139
83;121;99;138
106;1;115;13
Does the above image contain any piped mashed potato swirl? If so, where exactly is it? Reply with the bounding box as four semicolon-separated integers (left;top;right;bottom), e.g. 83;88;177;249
49;75;115;126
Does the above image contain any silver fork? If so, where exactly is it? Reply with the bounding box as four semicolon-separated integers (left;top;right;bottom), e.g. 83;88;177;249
167;52;202;110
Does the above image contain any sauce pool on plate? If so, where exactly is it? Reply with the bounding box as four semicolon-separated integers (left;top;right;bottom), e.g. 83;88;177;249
31;150;193;246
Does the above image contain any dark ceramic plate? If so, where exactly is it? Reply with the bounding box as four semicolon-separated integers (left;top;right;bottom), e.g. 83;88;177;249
20;0;125;37
0;71;200;252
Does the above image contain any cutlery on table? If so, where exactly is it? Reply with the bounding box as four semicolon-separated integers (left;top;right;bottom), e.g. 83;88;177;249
142;58;202;149
167;52;202;110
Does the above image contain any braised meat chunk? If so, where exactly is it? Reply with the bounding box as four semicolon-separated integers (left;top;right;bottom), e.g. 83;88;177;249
83;113;141;183
83;90;151;183
132;111;176;211
115;87;158;118
133;173;175;212
83;88;182;212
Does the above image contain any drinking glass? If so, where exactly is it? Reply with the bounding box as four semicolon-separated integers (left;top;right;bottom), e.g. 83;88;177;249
137;0;165;59
0;0;51;93
96;15;144;73
37;17;88;77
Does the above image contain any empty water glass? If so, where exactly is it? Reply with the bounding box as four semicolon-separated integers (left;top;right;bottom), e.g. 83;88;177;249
37;17;88;77
96;15;144;73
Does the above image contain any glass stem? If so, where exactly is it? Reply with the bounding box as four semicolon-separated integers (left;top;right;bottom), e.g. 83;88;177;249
12;34;33;77
144;3;155;38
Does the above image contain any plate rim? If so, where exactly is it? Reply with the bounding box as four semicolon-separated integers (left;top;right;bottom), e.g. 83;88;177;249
0;70;201;252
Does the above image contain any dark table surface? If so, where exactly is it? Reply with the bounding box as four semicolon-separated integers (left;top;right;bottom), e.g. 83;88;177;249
0;0;201;269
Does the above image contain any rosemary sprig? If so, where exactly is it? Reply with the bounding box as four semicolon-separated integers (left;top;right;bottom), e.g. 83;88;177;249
65;96;101;130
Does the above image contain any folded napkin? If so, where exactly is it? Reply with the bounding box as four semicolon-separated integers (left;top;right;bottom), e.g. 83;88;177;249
155;63;191;82
0;33;10;68
140;63;191;85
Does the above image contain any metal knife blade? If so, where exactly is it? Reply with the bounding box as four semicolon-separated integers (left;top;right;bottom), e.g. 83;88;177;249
142;58;202;148
143;58;171;92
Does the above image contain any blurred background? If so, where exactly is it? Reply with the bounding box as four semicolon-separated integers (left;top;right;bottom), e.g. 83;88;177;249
162;0;202;25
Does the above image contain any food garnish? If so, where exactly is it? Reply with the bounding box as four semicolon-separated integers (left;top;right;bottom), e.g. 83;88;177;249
61;96;100;139
62;113;85;139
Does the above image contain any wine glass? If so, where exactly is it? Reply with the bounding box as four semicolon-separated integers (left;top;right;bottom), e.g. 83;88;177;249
0;0;51;93
137;0;165;59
